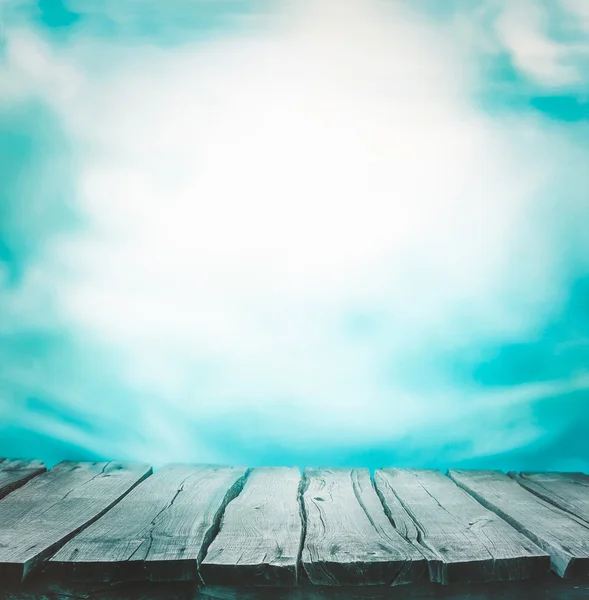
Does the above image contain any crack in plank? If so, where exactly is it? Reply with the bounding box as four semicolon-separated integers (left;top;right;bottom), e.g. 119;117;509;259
196;468;251;585
295;470;309;585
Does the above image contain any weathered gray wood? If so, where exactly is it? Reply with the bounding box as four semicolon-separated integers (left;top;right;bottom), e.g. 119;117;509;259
0;461;151;582
301;468;426;586
0;459;46;500
449;470;589;579
374;469;548;584
48;465;249;583
200;467;302;586
510;472;589;525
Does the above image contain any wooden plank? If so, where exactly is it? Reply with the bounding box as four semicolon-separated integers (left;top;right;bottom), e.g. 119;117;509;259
0;459;46;500
200;467;302;586
510;472;589;525
374;469;549;584
0;461;151;582
449;469;589;579
300;468;426;586
48;465;249;583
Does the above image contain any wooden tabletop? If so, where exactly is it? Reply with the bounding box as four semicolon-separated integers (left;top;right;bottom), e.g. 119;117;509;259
1;458;588;595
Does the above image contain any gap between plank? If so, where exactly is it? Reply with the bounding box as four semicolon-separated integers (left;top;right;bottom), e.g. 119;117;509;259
507;472;589;526
196;468;252;585
25;464;154;581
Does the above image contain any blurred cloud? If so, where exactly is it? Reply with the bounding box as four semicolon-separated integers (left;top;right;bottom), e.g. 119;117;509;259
494;0;589;87
1;0;588;468
561;0;589;32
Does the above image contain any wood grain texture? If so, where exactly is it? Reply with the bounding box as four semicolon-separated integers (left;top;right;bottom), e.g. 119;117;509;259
48;465;249;583
510;472;589;525
200;467;302;586
0;459;46;500
374;469;548;584
301;468;426;586
0;461;151;583
449;470;589;579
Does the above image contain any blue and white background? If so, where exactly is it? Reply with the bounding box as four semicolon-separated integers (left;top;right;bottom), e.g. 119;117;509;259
1;0;588;469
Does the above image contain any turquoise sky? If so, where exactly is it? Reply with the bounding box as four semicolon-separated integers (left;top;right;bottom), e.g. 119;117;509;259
1;0;588;469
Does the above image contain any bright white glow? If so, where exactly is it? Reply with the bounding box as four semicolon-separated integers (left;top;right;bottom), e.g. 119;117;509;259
2;0;589;463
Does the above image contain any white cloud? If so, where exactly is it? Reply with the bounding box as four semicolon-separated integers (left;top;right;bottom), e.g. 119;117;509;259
2;0;589;462
495;0;589;87
561;0;589;32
